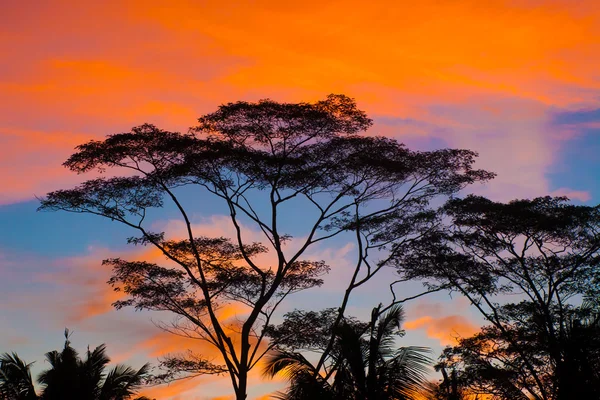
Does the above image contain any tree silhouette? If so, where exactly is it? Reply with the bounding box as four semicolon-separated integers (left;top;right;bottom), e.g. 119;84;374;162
0;354;37;400
432;296;600;400
39;94;492;399
391;195;600;400
560;298;600;396
417;375;480;400
430;367;474;400
264;305;431;400
0;330;150;400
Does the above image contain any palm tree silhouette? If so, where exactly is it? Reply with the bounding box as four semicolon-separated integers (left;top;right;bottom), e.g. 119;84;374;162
0;353;37;400
264;305;431;400
0;330;150;400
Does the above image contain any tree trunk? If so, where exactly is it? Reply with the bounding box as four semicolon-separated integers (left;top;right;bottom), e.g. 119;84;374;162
235;370;248;400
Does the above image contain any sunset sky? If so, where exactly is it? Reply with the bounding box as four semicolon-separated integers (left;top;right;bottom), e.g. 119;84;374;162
1;1;600;399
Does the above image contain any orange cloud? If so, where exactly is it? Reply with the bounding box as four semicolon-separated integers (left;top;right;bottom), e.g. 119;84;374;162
128;302;251;358
140;377;209;400
405;315;480;346
405;299;482;346
134;0;600;104
2;0;600;205
131;326;278;400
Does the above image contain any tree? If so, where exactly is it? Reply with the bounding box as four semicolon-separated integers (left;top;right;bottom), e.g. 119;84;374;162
418;376;479;400
434;297;600;400
264;305;431;400
0;354;37;400
391;195;600;400
0;330;150;400
39;94;492;399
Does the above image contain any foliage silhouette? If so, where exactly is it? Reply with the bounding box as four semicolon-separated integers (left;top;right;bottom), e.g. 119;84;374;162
433;297;600;400
0;330;150;400
422;369;476;400
0;353;37;400
391;195;600;400
264;305;431;400
39;94;492;399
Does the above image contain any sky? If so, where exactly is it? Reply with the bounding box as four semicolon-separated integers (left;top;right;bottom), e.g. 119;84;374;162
1;0;600;398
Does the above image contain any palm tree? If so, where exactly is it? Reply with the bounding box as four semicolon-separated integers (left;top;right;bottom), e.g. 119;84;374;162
0;353;37;400
264;305;431;400
0;330;150;400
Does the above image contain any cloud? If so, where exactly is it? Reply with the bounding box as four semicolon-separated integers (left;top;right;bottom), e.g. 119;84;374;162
0;128;93;204
32;246;164;322
404;300;481;346
552;107;600;126
138;0;600;104
140;378;210;400
404;315;479;346
132;326;280;400
550;187;592;202
2;0;600;207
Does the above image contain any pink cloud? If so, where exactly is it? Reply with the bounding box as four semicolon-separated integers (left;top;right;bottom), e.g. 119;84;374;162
0;128;93;204
551;187;592;202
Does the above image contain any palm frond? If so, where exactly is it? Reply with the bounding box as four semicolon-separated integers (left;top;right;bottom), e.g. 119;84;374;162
98;363;150;400
263;351;334;400
0;353;37;400
263;351;317;380
386;346;432;398
374;305;405;358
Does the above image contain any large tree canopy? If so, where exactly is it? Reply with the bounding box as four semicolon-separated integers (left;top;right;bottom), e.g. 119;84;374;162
40;94;492;399
391;195;600;400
